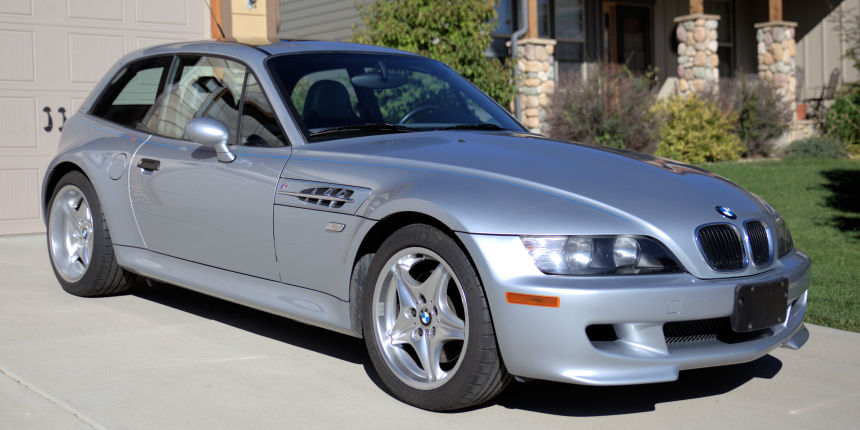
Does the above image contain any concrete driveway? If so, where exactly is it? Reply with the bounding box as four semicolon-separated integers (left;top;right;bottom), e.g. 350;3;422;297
1;234;858;429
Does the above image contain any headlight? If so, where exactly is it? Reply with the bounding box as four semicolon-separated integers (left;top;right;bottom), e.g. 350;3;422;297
775;217;794;258
521;235;682;275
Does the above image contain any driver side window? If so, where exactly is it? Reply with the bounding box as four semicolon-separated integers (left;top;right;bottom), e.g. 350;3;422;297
149;56;246;140
239;73;286;147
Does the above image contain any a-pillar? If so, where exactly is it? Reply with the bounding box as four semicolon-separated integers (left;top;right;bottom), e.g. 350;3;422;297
755;21;797;113
673;13;720;96
515;38;556;134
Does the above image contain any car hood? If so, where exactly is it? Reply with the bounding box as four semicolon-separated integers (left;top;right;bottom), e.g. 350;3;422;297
287;131;778;280
301;130;768;226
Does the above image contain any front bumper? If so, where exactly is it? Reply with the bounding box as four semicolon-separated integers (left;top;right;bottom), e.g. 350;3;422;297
458;233;811;386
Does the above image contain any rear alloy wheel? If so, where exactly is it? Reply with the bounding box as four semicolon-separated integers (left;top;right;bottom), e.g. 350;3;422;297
48;184;94;283
362;224;510;410
47;171;134;296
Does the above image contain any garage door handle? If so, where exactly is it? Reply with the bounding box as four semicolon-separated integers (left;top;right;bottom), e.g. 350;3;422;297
58;107;67;132
43;106;53;132
137;158;161;172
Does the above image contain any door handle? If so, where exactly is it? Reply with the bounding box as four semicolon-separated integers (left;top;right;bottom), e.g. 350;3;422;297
43;106;53;132
58;107;67;132
137;158;161;172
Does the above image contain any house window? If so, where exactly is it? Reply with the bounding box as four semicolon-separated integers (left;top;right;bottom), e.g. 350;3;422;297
495;0;516;35
491;0;585;63
539;0;586;62
705;0;734;78
490;0;518;57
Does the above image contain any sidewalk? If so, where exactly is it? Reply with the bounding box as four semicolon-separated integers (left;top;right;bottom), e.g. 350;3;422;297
1;234;859;429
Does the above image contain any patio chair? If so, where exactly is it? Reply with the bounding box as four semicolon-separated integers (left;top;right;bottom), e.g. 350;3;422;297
795;66;804;103
804;67;840;120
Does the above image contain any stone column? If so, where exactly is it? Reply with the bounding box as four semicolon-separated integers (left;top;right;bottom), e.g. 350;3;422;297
516;38;556;134
755;21;797;113
673;14;720;96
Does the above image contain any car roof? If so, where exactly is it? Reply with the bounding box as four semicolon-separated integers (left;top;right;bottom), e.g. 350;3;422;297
136;39;418;59
259;40;418;56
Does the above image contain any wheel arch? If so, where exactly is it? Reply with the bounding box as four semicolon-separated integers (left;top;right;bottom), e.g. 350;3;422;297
348;211;485;338
42;161;88;224
42;153;145;249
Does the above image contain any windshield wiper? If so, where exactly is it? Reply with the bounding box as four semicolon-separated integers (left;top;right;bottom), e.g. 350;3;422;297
308;123;416;138
437;123;508;131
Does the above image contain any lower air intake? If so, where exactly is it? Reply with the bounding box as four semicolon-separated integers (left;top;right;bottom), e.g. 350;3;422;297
664;317;768;345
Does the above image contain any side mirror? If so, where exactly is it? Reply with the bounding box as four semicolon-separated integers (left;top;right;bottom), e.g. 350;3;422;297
185;118;235;163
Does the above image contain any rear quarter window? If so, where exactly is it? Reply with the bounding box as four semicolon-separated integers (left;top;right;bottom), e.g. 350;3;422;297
90;56;172;132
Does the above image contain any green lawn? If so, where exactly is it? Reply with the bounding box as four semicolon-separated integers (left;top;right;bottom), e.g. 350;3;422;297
705;158;860;332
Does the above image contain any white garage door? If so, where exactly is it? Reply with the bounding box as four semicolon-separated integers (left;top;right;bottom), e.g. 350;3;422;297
0;0;207;235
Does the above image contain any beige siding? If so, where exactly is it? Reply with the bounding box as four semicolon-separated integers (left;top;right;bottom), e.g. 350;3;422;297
278;0;365;41
795;0;860;100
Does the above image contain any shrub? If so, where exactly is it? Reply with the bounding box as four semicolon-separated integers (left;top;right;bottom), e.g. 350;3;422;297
708;75;792;157
732;76;791;156
782;136;848;159
652;95;744;164
824;91;860;156
834;7;860;75
351;0;514;106
548;64;660;153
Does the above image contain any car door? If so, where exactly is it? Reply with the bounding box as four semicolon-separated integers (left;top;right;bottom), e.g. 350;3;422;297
129;55;290;281
76;55;173;249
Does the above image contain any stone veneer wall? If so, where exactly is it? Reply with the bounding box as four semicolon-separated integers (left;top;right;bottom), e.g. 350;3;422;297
756;21;797;112
674;14;720;96
515;38;556;134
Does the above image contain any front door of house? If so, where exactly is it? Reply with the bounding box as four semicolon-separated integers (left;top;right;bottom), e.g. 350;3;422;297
616;5;651;71
602;2;652;72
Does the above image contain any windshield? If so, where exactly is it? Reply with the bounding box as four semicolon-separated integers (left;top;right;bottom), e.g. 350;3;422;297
266;52;525;141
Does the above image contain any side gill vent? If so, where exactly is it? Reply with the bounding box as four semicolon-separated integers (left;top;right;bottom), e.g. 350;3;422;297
294;187;354;209
746;221;771;266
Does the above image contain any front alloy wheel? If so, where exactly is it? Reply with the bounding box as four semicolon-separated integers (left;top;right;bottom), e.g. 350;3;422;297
362;224;510;411
372;247;468;390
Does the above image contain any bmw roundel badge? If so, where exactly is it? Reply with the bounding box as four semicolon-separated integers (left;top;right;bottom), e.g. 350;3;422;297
715;206;737;219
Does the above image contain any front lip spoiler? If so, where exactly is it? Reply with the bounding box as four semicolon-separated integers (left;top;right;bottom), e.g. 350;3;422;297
781;323;809;350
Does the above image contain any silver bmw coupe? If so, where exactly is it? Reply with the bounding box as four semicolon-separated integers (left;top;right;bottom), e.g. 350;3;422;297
42;40;810;411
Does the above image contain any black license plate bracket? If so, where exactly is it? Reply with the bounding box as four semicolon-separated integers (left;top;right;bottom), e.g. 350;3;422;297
731;278;788;333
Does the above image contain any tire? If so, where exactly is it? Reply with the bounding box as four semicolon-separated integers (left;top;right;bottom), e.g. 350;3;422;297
362;224;510;411
46;171;134;297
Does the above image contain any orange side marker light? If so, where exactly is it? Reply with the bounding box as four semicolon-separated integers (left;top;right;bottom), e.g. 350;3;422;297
506;292;560;308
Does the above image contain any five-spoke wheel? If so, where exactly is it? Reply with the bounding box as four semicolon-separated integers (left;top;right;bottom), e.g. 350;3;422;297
46;171;134;296
363;224;509;410
372;247;468;390
48;184;94;283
